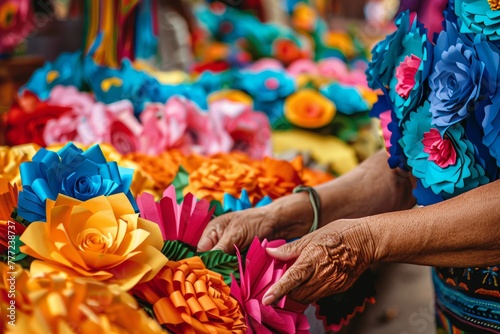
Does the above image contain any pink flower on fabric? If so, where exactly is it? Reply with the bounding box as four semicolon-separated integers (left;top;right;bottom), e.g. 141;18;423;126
422;128;457;168
209;100;272;159
139;98;188;155
287;59;319;77
136;185;214;247
231;237;310;334
395;55;421;99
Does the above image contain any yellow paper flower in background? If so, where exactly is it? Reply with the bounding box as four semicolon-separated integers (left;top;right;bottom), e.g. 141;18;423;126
20;194;167;291
133;257;246;334
292;3;317;33
185;154;258;203
323;31;356;59
1;265;167;334
0;144;39;186
208;89;253;106
284;89;336;129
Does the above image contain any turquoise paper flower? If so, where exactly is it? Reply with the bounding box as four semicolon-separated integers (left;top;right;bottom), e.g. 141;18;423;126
18;143;136;223
223;189;272;213
320;83;370;115
234;69;296;102
455;0;500;41
400;102;489;198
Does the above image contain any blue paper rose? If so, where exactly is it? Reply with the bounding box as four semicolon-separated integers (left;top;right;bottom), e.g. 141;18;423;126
320;83;370;115
223;189;272;213
20;51;83;100
455;0;500;41
367;11;432;122
18;143;137;223
428;19;491;128
400;101;489;198
234;69;296;102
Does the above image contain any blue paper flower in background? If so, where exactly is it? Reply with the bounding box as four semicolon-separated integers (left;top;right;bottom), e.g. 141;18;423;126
428;19;489;128
255;100;287;129
195;70;233;95
147;79;208;109
223;189;272;213
320;83;370;115
400;101;489;198
20;51;83;100
455;0;500;41
18;143;137;223
234;69;295;102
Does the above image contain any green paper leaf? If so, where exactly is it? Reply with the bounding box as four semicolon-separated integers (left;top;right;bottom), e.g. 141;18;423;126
161;240;196;261
172;166;189;204
199;250;239;284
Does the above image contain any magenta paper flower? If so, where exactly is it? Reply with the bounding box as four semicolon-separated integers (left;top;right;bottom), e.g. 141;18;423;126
136;185;215;247
209;100;272;159
395;55;422;99
0;0;33;55
422;128;457;168
231;237;310;334
286;59;319;77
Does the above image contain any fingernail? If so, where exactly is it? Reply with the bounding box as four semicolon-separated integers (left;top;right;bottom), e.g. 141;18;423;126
262;294;274;306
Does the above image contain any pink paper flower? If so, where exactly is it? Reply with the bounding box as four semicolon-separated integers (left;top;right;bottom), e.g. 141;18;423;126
209;100;272;159
379;110;393;152
317;58;368;88
104;100;143;154
287;59;319;77
396;55;421;99
136;185;214;247
231;237;310;334
247;58;285;72
0;0;33;54
422;128;457;168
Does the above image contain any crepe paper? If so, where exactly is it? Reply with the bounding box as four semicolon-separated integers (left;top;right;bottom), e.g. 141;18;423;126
137;185;215;247
223;189;272;213
230;237;310;334
314;270;376;332
0;0;32;55
133;257;246;334
20;52;83;100
160;240;239;284
20;193;167;291
17;143;137;222
284;89;336;129
0;265;167;334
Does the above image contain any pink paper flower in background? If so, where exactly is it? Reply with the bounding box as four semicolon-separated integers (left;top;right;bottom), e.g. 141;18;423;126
104;100;143;154
286;59;319;77
43;86;97;145
396;55;421;99
137;185;215;247
247;58;285;72
422;128;457;168
139;97;188;155
231;237;310;334
0;0;33;55
379;110;393;152
317;58;368;88
210;100;272;159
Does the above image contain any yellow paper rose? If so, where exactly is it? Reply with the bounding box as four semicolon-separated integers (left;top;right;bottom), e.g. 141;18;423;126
0;264;167;334
0;144;39;186
134;257;246;334
284;89;336;129
20;194;167;291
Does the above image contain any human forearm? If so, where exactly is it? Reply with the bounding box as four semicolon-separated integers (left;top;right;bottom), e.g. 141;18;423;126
370;179;500;267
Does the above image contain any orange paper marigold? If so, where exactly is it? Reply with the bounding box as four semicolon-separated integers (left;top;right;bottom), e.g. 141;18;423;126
284;89;336;129
20;194;167;291
134;257;246;334
0;264;166;334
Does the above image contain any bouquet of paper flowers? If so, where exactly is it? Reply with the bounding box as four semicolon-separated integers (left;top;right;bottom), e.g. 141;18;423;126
0;142;375;333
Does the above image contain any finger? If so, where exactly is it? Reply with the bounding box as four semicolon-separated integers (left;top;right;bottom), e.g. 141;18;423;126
197;216;230;252
262;260;314;306
211;230;237;254
266;238;308;261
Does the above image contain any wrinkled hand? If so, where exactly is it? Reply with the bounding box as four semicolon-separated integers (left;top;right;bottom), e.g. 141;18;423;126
262;220;375;305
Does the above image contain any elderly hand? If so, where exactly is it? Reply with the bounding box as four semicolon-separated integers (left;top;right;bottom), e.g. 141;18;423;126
262;219;375;305
197;193;315;253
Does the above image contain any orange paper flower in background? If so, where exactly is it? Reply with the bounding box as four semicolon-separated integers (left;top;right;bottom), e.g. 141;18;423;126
323;31;356;59
1;263;31;333
0;144;39;186
273;38;304;65
20;194;167;291
133;257;246;334
254;156;304;199
184;155;258;203
292;3;317;33
0;264;166;334
208;89;254;106
302;167;335;186
284;89;336;129
0;180;25;255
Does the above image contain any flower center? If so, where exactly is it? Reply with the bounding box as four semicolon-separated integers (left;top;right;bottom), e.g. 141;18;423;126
422;128;457;168
489;0;500;10
264;78;280;90
395;55;421;99
82;232;110;252
447;75;459;96
76;176;94;194
304;104;322;118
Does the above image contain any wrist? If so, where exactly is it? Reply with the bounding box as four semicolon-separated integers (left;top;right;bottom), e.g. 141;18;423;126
269;192;315;239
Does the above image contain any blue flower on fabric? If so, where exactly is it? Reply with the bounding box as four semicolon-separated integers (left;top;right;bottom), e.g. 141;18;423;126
20;51;83;100
18;143;136;223
455;0;500;41
367;11;432;122
223;189;272;213
428;19;490;128
320;83;370;115
234;69;296;102
400;101;489;198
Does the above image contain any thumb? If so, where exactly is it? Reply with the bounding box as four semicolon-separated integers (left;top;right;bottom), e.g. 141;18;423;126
266;238;308;261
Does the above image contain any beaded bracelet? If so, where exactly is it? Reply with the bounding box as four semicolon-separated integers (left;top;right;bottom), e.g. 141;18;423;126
293;185;321;233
